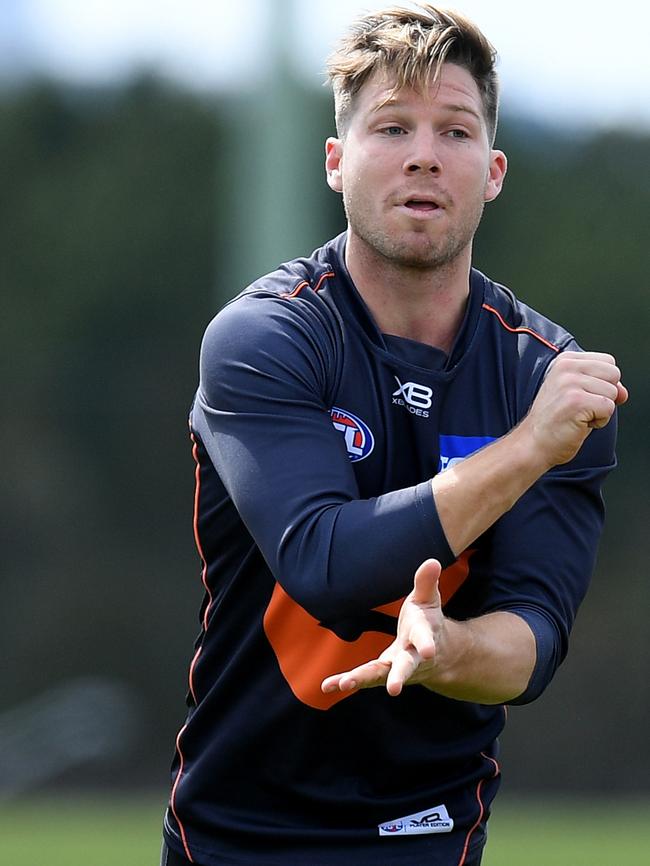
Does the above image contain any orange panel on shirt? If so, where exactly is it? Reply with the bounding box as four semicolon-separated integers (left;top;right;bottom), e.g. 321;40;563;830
263;550;475;710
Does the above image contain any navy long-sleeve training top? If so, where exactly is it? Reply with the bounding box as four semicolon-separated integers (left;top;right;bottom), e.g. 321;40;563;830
164;232;617;866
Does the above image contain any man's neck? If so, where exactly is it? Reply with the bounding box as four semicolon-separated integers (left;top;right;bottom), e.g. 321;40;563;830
345;232;472;354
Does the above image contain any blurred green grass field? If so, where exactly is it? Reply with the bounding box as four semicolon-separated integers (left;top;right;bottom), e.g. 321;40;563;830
1;796;648;865
483;799;650;865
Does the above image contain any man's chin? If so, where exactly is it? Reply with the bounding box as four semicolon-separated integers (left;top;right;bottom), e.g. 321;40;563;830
348;220;471;271
381;241;464;271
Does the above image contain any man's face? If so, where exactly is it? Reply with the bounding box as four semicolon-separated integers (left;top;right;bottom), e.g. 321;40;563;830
326;63;507;270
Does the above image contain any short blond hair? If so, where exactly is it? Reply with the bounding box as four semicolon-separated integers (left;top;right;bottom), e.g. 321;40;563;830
326;4;500;144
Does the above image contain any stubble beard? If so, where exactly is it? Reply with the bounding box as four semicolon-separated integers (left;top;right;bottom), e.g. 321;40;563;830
343;192;484;272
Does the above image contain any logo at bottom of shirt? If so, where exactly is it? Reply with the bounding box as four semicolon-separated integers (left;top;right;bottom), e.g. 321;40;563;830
378;804;454;836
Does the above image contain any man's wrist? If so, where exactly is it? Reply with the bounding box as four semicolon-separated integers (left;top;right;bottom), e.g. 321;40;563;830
500;421;556;493
420;613;537;705
421;617;473;693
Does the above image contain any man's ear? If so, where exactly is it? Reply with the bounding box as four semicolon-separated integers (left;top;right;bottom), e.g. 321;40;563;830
484;149;507;203
325;137;344;193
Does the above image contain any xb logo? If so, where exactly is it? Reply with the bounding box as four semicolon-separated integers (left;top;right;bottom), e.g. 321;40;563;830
392;376;433;418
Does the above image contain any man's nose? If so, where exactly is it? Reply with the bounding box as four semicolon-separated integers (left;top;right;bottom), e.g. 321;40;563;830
403;131;442;175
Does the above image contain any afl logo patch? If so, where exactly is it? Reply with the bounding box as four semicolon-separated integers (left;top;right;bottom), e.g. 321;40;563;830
330;407;374;462
379;823;404;834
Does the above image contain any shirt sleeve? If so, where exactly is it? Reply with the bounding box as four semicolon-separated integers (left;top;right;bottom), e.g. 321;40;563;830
477;411;618;704
192;292;455;622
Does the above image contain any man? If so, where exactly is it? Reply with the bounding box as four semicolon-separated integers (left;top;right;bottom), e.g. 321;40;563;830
161;5;627;865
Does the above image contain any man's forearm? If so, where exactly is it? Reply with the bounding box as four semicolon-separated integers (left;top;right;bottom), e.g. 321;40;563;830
421;610;537;704
433;350;626;557
432;423;549;557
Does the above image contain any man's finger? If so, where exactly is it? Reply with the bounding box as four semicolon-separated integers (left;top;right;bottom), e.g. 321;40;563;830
321;660;390;694
412;558;442;607
386;647;420;696
409;619;436;659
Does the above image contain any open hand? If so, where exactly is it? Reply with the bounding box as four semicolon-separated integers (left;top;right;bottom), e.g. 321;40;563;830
321;559;444;697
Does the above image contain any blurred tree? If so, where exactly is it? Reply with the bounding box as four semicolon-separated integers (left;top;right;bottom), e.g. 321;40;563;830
474;120;650;794
0;77;219;783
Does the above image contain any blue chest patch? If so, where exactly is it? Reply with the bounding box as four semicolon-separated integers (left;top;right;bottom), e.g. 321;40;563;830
438;434;496;473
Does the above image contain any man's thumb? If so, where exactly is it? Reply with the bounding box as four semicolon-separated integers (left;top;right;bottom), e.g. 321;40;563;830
412;558;442;607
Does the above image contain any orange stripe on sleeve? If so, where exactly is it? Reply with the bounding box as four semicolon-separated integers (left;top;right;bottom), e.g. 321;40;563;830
313;270;335;292
286;280;309;298
482;303;560;352
285;270;335;298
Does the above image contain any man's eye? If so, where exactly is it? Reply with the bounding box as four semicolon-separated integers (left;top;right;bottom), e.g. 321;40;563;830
448;129;469;139
382;126;405;136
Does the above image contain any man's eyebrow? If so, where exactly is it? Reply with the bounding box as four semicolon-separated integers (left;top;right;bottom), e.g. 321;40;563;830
443;103;483;122
370;96;404;113
371;98;483;123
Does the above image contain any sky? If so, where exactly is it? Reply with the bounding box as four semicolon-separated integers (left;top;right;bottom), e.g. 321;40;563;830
1;0;649;131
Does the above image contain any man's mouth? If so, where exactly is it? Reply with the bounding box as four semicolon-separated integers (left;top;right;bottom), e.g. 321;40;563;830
404;200;440;211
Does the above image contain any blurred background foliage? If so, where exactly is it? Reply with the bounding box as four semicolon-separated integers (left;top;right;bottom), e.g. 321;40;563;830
1;73;648;799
